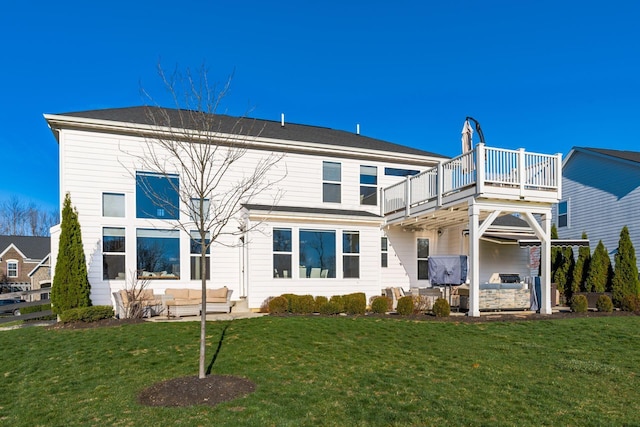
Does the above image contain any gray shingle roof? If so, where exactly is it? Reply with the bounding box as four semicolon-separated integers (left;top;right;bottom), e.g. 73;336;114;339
0;236;50;260
577;147;640;164
57;106;446;158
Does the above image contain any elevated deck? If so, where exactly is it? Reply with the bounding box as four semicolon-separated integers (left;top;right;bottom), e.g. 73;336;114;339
382;144;562;228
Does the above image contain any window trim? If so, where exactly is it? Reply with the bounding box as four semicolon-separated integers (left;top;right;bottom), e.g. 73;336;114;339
102;192;125;217
417;238;430;280
190;230;210;280
135;171;180;219
273;228;292;279
557;200;569;228
102;227;125;280
359;165;378;206
381;237;388;268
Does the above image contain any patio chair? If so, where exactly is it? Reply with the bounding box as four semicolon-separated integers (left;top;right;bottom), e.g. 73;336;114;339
310;268;321;278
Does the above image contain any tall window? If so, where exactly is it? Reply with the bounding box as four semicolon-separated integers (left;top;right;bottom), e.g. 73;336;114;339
381;237;388;268
273;228;292;278
190;198;210;222
558;200;568;228
103;193;125;217
103;228;125;280
360;165;377;205
7;261;18;278
299;229;335;278
190;231;210;280
136;172;179;219
417;238;429;280
343;231;360;278
322;161;341;203
136;229;180;279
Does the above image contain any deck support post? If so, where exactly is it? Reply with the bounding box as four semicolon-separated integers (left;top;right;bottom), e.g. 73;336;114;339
468;202;481;317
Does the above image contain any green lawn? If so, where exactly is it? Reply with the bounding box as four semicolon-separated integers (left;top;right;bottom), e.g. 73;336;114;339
1;315;639;426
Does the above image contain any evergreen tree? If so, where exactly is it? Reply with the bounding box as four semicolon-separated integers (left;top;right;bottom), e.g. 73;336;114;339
51;193;91;314
612;226;640;305
584;240;612;293
550;224;564;287
554;246;575;296
572;232;591;293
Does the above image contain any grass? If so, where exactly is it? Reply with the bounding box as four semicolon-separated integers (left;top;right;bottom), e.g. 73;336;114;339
1;315;639;426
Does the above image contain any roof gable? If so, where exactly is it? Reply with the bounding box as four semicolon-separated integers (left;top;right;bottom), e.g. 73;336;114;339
48;106;447;159
565;147;640;168
0;236;50;260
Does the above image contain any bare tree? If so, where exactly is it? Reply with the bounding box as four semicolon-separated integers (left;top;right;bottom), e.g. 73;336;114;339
130;64;284;378
0;196;58;237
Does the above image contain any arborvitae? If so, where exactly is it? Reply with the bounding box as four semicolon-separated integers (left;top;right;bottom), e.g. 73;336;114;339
51;193;91;314
554;246;575;296
572;232;591;293
612;226;640;306
584;240;612;293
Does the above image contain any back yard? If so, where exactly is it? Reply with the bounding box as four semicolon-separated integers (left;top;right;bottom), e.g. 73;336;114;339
1;315;638;426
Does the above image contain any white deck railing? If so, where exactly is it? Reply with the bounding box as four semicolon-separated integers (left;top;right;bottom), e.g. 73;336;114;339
382;144;561;216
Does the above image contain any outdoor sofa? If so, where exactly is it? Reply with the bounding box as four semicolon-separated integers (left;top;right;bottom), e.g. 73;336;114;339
113;289;163;318
163;287;234;318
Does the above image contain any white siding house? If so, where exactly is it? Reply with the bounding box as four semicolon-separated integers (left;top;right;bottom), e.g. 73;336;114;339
554;147;640;270
45;107;562;316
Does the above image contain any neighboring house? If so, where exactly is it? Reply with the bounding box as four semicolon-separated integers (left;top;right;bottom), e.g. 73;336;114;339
0;235;51;299
553;147;640;270
45;107;562;316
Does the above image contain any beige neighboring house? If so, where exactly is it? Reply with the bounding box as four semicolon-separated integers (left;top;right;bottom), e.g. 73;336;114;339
0;235;51;300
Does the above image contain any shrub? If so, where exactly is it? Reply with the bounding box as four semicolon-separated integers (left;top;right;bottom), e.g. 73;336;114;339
413;295;432;314
432;298;451;317
396;296;414;316
570;294;589;313
268;296;289;314
612;226;640;306
595;295;613;313
620;294;640;312
20;303;56;321
314;296;328;312
280;294;297;312
344;293;366;315
59;306;114;323
318;301;343;315
370;296;390;314
291;294;315;314
329;295;345;313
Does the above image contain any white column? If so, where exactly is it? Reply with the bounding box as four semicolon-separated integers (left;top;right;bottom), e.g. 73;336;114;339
540;213;552;314
468;202;480;317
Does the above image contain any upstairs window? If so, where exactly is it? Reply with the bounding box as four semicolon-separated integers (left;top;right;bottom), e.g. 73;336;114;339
385;167;420;177
7;261;18;278
343;231;360;278
136;172;179;219
190;198;211;223
360;165;377;205
103;193;125;217
558;200;568;228
417;238;429;280
322;161;341;203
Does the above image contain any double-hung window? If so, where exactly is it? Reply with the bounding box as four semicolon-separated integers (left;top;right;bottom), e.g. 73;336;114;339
343;231;360;278
558;200;568;228
381;237;388;268
136;172;179;219
273;228;292;278
360;165;377;205
7;261;18;278
103;228;125;280
417;238;429;280
322;161;341;203
190;231;210;280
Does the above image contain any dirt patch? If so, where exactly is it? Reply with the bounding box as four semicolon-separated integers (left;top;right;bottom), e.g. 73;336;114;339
137;374;256;407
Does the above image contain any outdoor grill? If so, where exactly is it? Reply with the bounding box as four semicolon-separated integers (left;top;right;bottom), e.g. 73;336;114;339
499;273;521;283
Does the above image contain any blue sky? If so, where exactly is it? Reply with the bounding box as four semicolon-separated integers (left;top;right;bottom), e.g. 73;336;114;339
1;0;638;211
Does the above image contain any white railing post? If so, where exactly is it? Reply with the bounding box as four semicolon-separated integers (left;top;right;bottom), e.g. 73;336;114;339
556;153;563;199
476;143;485;195
519;148;526;197
405;175;411;218
437;162;443;207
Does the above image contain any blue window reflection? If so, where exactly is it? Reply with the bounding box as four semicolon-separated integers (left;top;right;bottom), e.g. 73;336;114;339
299;229;335;278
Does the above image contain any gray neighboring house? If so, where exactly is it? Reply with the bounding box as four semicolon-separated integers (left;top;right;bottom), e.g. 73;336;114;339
553;147;640;269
